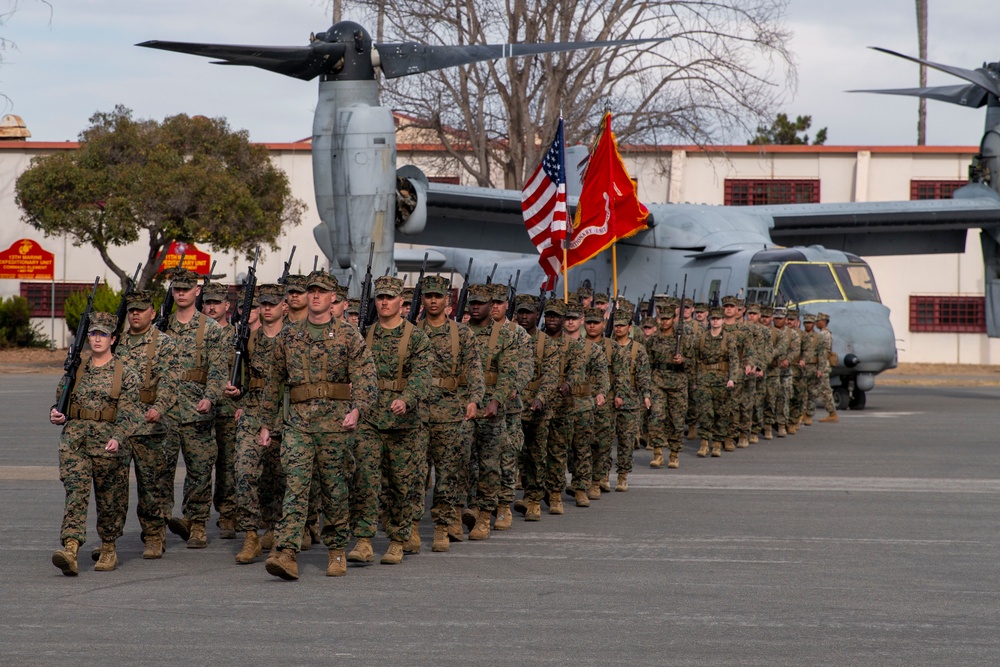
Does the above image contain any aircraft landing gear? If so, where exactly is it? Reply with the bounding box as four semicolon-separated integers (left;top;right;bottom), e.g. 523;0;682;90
833;386;851;411
848;389;867;410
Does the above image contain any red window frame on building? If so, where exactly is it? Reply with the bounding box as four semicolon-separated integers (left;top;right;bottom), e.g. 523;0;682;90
909;180;967;200
909;295;986;333
724;179;821;206
19;282;95;318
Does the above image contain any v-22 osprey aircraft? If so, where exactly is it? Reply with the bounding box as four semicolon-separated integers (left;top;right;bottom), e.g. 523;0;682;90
139;28;1000;411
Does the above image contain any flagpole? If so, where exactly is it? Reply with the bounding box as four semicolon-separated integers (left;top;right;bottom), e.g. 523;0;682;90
562;242;569;301
612;243;618;298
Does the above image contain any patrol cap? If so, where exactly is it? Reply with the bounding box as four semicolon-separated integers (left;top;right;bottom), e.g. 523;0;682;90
640;316;657;329
564;300;583;318
760;305;773;317
773;306;787;319
584;307;604;323
746;303;761;314
305;270;338;291
654;296;671;312
168;267;199;289
817;312;830;322
709;307;725;319
802;313;816;324
695;302;708;313
566;290;579;304
617;298;635;312
683;298;694;308
787;307;800;318
578;284;593;297
613;310;632;326
736;299;746;308
721;295;738;307
593;292;609;305
490;283;509;302
88;311;117;335
401;287;414;302
201;282;229;302
284;274;308;293
347;298;360;314
126;290;154;311
374;275;402;297
334;284;349;301
658;305;676;319
258;284;284;305
515;294;539;312
543;299;566;316
466;283;492;303
421;275;450;296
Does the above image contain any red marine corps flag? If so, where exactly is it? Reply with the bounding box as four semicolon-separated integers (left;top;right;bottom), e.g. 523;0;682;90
566;111;649;270
521;118;568;291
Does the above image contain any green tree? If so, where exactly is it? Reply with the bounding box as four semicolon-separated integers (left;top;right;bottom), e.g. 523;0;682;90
749;113;828;146
15;106;305;289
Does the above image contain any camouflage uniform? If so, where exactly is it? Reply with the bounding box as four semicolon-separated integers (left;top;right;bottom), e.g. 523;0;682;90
800;315;831;419
587;309;616;485
161;271;229;530
610;316;652;473
356;276;433;545
816;315;838;415
262;272;377;553
763;312;790;431
54;312;143;548
645;306;694;457
116;292;179;542
493;284;534;508
722;300;756;442
415;276;485;529
694;315;740;445
786;312;806;425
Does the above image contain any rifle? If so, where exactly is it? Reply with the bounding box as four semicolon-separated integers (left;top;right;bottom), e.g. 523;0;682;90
358;242;375;337
537;284;547;324
194;260;217;313
486;263;498;285
675;274;687;357
454;258;473;322
154;249;186;332
278;245;296;285
408;252;428;324
507;270;520;320
111;263;142;352
313;255;319;273
230;247;260;391
56;277;100;418
604;291;618;338
634;293;646;325
647;283;658;317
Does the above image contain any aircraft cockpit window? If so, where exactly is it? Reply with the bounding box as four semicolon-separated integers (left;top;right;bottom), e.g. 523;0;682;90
774;263;843;303
834;263;881;303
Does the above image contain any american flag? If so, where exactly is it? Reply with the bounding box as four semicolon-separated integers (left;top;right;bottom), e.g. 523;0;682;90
521;119;567;290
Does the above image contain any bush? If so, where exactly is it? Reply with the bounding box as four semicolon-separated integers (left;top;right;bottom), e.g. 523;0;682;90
0;295;51;348
64;283;122;332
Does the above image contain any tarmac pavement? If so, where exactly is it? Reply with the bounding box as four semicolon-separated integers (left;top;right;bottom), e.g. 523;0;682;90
2;375;998;666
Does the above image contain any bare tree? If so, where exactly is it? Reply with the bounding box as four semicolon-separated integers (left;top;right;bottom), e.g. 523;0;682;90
916;0;927;145
349;0;794;189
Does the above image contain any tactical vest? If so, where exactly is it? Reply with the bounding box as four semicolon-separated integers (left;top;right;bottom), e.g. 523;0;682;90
289;322;352;403
698;330;731;372
68;359;124;422
179;315;208;385
419;319;467;391
139;329;160;404
366;320;414;392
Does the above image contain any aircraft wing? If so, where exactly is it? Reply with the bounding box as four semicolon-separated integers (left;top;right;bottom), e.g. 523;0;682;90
758;184;1000;255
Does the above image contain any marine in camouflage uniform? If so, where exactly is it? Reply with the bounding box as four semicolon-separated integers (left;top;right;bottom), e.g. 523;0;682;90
260;271;377;580
490;282;533;528
583;307;615;496
50;311;144;575
545;299;609;510
745;303;772;444
799;314;832;425
683;299;702;439
116;290;179;559
761;306;790;439
202;281;240;539
610;308;652;491
513;295;561;522
786;309;805;431
463;284;519;538
161;268;229;549
414;275;485;551
226;284;287;565
353;275;433;565
722;296;757;450
693;307;740;457
645;298;694;468
815;312;839;422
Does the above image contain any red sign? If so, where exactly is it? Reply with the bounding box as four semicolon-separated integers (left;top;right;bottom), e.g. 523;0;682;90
158;241;211;275
0;238;54;280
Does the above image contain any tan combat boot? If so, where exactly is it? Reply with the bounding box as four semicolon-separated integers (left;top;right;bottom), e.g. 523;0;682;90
574;490;591;508
615;473;629;492
403;522;421;554
515;473;523;491
667;452;679;469
187;521;208;549
687;424;698;440
432;525;450;552
461;507;478;531
143;531;164;560
697;440;709;457
650;448;665;468
265;548;299;580
724;439;736;452
711;442;722;457
300;524;313;551
94;541;118;572
819;412;839;423
447;516;465;542
548;492;564;515
52;538;80;577
381;541;404;564
749;433;759;444
260;528;274;550
737;434;749;448
587;482;601;500
217;516;236;539
494;504;513;531
763;425;773;440
347;537;374;563
777;424;787;437
804;415;812;426
525;499;542;521
235;530;262;564
167;516;191;541
599;476;611;492
327;548;347;577
469;511;491;540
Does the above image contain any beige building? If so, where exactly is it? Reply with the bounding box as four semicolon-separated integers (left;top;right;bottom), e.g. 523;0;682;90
0;114;991;363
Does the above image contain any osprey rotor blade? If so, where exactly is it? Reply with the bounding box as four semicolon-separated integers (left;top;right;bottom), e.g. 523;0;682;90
137;40;347;81
867;46;1000;98
849;83;988;108
375;37;669;80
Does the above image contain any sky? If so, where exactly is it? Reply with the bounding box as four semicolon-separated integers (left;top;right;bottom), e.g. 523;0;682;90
0;0;995;146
